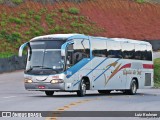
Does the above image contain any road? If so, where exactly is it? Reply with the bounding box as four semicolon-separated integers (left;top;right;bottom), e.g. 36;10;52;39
0;71;160;120
153;52;160;59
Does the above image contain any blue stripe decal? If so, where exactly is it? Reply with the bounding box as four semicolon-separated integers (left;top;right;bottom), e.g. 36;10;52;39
65;58;93;78
86;57;108;76
94;59;121;82
73;58;108;87
73;80;81;87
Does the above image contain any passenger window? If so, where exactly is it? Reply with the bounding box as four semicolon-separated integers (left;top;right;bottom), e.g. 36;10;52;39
146;45;152;61
91;39;107;57
122;43;135;59
135;44;147;60
72;39;90;64
107;41;122;58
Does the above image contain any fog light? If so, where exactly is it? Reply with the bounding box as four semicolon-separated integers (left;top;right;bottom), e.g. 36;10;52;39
50;79;63;84
25;79;33;83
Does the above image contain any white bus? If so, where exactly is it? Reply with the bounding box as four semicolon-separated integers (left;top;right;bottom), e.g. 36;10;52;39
19;34;153;97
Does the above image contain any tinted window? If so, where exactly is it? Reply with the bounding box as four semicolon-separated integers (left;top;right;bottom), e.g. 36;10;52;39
135;44;147;60
91;39;107;57
30;40;65;49
122;43;135;59
107;41;122;58
66;39;90;67
146;45;152;61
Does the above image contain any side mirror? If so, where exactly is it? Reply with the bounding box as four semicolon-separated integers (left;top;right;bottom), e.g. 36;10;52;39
19;42;28;57
61;43;68;57
61;42;74;57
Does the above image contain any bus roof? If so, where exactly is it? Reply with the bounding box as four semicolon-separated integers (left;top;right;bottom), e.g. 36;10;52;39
30;33;86;41
91;36;151;46
30;33;151;46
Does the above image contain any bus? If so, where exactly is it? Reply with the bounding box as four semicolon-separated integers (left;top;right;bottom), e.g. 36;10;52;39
19;34;153;97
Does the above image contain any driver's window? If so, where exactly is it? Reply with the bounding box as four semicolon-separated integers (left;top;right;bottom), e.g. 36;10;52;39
66;44;74;68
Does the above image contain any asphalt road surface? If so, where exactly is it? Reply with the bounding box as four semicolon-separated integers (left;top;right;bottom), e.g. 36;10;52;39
0;71;160;120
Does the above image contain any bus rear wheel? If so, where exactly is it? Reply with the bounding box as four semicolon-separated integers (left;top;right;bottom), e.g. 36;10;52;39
98;90;111;94
45;91;54;96
125;79;137;95
77;79;86;97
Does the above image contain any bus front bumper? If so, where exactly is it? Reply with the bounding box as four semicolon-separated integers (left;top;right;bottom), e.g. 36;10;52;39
25;83;65;91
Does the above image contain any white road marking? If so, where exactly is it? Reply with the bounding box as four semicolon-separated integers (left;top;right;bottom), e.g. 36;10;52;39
2;96;16;99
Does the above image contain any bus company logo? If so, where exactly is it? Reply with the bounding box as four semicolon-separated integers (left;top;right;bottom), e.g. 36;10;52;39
2;112;12;117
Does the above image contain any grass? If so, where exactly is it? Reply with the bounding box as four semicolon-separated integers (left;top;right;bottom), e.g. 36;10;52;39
0;7;103;58
154;58;160;88
68;8;80;14
0;52;15;58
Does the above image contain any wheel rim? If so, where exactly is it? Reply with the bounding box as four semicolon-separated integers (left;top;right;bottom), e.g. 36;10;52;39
132;82;137;93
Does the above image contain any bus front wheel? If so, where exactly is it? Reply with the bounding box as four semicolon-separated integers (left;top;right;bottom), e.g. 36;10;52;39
125;79;137;95
77;79;86;97
45;91;54;96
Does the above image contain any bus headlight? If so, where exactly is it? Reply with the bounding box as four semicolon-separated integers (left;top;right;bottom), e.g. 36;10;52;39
25;79;33;83
50;79;64;84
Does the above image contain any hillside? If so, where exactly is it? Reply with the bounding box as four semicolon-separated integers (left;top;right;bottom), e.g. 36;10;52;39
0;0;160;57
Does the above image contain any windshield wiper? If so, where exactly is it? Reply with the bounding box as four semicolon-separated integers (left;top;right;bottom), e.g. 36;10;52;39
26;66;54;72
26;66;43;72
42;67;53;70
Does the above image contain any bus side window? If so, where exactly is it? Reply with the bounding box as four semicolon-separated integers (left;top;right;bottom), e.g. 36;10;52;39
107;41;122;58
147;45;152;61
121;43;135;59
91;39;107;57
72;39;90;65
135;44;147;60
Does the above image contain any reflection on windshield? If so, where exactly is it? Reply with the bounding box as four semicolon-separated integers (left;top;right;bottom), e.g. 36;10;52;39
43;50;63;69
26;50;64;75
25;40;65;75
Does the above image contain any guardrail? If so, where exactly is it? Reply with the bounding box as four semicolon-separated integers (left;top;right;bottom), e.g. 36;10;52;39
0;55;26;73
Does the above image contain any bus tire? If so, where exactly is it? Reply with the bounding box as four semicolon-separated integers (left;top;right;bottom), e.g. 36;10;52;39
45;91;54;96
98;90;111;94
126;79;137;95
77;79;86;97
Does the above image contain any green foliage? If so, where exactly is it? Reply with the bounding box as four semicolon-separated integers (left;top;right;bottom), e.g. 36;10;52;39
34;15;41;21
70;21;85;28
19;13;26;19
0;52;14;58
135;0;145;3
80;16;85;21
0;0;4;4
25;31;30;35
46;14;55;25
9;17;23;24
40;8;47;14
37;27;44;33
33;30;41;36
28;10;35;15
0;30;7;39
0;5;101;58
68;7;80;15
0;21;7;27
154;58;160;88
0;30;21;43
49;25;62;33
9;32;22;42
11;0;23;5
59;8;65;13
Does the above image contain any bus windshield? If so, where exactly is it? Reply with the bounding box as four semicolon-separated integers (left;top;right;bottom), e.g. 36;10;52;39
25;40;65;75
